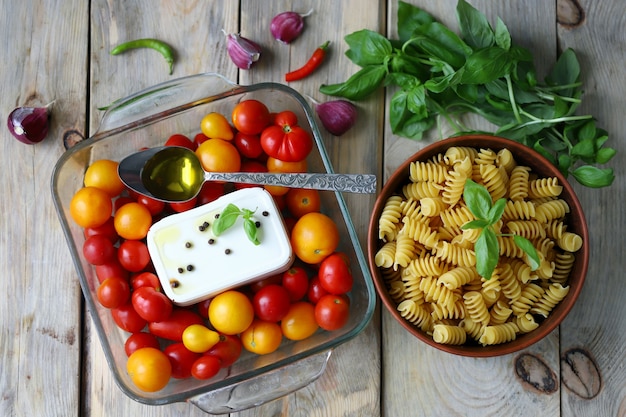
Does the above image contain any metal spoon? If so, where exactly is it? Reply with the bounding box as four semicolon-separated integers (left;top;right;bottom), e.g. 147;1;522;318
118;146;377;202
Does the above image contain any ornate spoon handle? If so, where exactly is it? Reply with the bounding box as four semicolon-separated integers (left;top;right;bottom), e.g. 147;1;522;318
205;171;377;194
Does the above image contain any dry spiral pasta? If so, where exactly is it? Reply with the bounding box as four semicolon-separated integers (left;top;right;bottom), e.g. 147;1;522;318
374;146;583;347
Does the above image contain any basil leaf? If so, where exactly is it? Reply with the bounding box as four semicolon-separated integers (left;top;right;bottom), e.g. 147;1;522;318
344;29;393;66
411;22;472;69
571;138;596;159
596;147;617;164
390;90;434;139
212;204;242;236
513;236;540;271
487;198;506;225
572;165;615;188
463;179;493;220
406;84;428;119
546;48;580;90
460;47;514;84
494;18;511;51
398;0;435;43
320;65;387;100
243;218;260;245
460;219;490;230
456;0;495;49
475;228;499;279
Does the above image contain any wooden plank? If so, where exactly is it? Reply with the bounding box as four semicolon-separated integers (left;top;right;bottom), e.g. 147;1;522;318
235;0;383;416
0;0;88;416
380;1;562;416
555;1;626;416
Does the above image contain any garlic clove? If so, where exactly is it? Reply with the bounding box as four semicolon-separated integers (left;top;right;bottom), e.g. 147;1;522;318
225;32;262;69
270;10;312;44
314;100;358;136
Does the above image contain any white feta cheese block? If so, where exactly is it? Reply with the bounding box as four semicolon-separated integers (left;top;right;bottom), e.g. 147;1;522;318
147;188;293;306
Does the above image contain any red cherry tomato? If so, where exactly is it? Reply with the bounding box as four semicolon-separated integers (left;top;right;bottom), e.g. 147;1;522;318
193;132;209;147
307;275;329;304
164;342;202;379
234;132;264;159
83;234;116;266
249;274;283;293
231;99;271;135
165;134;196;150
84;216;118;244
136;194;165;216
235;160;267;190
96;259;129;284
169;197;197;213
130;271;161;291
131;286;173;323
197;182;225;206
318;252;353;295
282;267;309;301
260;111;313;162
252;284;291;322
191;355;222;380
314;294;350;331
148;309;205;341
111;302;147;333
97;276;131;309
117;240;151;272
273;110;298;127
206;334;243;368
113;196;134;212
124;332;160;357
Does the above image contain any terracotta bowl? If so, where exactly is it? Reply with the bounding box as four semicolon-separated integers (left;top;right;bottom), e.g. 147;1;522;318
367;134;589;357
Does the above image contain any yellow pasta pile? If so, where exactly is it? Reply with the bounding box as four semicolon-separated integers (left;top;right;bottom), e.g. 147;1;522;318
375;146;582;346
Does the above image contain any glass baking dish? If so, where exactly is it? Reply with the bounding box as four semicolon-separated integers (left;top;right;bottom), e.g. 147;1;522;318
51;73;376;414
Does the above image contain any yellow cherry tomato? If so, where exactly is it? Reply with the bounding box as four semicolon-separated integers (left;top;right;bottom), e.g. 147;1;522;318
83;159;125;197
208;290;254;335
182;324;221;353
200;112;234;140
195;138;241;173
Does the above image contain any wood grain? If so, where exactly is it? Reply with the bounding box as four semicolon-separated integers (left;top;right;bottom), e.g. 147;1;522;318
0;0;87;416
1;0;625;416
556;1;626;416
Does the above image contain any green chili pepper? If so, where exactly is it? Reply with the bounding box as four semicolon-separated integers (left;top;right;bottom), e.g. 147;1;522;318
110;38;175;75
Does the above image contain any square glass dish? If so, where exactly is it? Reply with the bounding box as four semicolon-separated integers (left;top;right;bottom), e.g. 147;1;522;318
51;73;376;413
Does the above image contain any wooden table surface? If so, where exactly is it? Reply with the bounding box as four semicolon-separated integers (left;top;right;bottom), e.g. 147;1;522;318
1;0;624;416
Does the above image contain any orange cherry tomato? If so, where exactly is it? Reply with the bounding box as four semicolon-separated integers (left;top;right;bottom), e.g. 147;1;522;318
70;186;113;229
241;319;283;354
195;138;241;173
285;188;321;218
280;301;318;341
266;157;307;173
113;202;152;240
290;212;339;264
83;159;125;197
126;347;172;392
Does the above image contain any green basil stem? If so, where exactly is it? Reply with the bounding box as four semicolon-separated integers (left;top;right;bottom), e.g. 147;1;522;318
504;75;522;123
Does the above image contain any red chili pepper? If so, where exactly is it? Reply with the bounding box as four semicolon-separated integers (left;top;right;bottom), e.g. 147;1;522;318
285;41;330;82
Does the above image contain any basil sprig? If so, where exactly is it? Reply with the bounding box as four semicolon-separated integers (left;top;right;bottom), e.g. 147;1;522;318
461;179;540;279
320;0;615;188
212;204;260;245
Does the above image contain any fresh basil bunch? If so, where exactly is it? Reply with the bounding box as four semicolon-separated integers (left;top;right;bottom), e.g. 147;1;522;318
320;0;615;188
